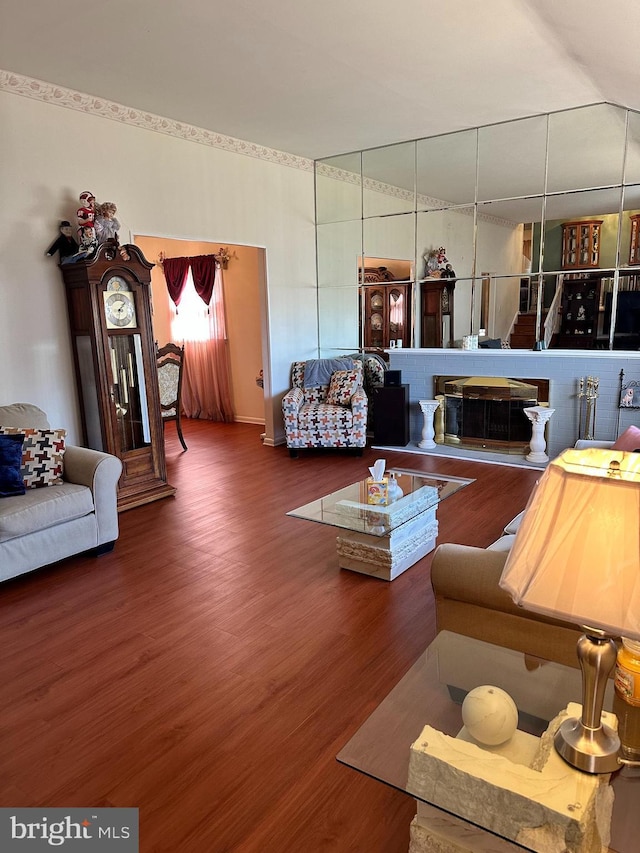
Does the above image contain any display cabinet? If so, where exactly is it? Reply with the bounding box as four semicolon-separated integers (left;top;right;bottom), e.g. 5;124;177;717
629;215;640;265
60;242;176;510
360;282;412;348
421;279;455;347
561;220;603;270
556;277;602;349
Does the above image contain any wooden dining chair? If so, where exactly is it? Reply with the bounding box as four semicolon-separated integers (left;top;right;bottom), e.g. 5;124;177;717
156;342;187;451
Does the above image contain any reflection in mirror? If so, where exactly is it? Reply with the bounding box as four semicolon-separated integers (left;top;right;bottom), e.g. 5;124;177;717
624;110;640;185
318;286;360;353
315;103;640;353
317;220;362;288
316;152;362;225
362;141;416;218
478;115;547;201
363;213;415;270
539;188;623;274
476;197;543;280
416;129;477;208
547;104;626;194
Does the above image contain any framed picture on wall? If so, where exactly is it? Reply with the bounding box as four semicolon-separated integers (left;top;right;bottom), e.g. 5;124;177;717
619;380;640;408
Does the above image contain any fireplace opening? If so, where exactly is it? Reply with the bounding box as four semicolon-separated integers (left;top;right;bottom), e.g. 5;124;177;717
433;376;551;455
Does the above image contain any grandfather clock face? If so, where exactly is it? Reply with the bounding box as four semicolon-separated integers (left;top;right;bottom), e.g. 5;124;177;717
103;275;138;329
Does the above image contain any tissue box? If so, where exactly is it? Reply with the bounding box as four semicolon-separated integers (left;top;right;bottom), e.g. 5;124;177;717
366;477;388;505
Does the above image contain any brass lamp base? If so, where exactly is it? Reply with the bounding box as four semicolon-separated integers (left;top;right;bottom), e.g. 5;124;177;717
555;717;621;774
554;629;621;774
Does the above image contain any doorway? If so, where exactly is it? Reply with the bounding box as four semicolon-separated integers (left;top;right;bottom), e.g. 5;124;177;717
134;235;268;429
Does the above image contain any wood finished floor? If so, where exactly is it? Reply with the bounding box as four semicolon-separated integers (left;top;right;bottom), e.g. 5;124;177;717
0;420;541;852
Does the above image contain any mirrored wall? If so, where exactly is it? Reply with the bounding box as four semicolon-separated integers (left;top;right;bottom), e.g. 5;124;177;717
315;103;640;353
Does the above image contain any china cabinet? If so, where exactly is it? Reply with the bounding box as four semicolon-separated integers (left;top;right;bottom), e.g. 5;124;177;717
421;279;455;347
360;282;412;348
60;243;176;510
556;276;602;349
561;220;603;270
629;215;640;265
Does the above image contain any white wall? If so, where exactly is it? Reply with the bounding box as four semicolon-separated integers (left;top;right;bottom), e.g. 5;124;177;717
0;90;317;445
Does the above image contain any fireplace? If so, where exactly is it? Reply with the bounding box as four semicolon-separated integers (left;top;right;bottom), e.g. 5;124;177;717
434;376;550;455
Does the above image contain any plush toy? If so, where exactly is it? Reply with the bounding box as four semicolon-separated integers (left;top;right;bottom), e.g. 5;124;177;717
45;221;79;260
76;190;98;255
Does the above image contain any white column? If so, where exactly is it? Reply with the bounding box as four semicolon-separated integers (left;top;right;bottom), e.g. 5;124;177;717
419;400;441;449
524;406;555;463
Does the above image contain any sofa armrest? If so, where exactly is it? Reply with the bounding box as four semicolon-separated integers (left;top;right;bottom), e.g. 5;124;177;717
283;387;304;415
431;543;514;614
64;445;122;546
431;543;583;668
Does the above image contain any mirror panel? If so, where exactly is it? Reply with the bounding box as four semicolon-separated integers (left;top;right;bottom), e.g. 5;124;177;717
318;287;360;355
476;197;543;278
624;110;640;185
363;213;416;271
547;104;626;194
316;103;638;352
362;141;416;218
622;186;640;267
416;129;477;209
317;219;362;288
478;115;547;201
417;208;475;283
315;152;362;225
541;188;623;274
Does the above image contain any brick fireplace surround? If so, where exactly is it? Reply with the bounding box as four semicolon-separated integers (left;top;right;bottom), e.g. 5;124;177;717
386;349;640;465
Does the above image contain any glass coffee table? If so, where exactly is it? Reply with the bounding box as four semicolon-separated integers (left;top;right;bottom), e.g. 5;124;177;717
286;468;474;581
337;631;639;852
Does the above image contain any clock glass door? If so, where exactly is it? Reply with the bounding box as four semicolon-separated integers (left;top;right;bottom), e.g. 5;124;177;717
108;334;151;453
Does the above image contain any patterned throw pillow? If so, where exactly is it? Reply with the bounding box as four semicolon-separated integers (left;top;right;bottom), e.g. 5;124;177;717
0;427;66;488
326;369;361;406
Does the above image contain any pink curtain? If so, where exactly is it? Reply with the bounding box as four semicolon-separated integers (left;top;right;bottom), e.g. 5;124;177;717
179;264;234;422
162;256;190;307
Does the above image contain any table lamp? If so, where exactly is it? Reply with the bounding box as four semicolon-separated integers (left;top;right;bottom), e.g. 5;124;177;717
499;447;640;774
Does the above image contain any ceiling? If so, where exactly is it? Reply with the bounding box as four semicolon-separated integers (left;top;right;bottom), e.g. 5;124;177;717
1;0;639;161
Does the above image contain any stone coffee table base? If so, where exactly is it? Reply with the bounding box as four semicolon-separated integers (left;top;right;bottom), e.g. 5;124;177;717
336;509;438;581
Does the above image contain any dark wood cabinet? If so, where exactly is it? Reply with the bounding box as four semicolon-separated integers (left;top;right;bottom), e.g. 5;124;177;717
421;279;455;347
630;215;640;265
561;220;603;270
372;384;410;446
360;282;412;349
556;277;602;349
60;243;176;510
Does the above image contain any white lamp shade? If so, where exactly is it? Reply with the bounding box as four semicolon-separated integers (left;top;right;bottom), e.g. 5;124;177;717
500;448;640;640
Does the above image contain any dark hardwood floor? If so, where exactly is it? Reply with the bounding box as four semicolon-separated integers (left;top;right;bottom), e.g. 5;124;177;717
0;420;540;852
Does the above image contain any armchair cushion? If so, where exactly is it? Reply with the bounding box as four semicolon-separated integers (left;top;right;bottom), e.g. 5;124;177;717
326;368;362;406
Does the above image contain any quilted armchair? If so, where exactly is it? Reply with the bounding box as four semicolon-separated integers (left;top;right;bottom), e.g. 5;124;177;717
282;359;369;457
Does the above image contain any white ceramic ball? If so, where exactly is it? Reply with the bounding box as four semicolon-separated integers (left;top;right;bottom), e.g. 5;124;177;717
461;685;518;746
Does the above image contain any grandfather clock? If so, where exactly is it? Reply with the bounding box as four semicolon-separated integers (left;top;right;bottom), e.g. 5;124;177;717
60;242;176;510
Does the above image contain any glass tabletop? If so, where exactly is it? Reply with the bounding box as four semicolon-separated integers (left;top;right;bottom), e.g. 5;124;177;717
286;468;474;537
337;631;640;853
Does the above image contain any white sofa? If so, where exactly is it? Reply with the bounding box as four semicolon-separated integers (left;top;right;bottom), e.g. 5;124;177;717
0;403;122;582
